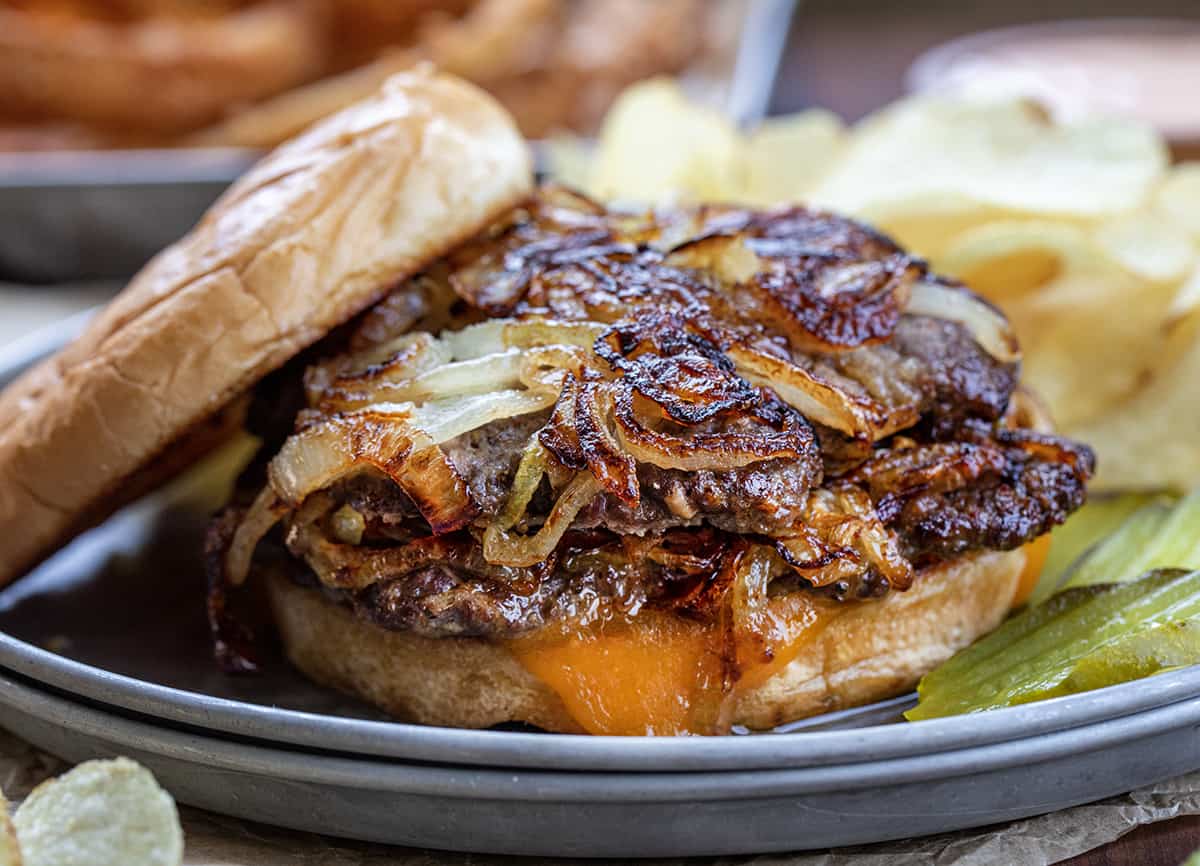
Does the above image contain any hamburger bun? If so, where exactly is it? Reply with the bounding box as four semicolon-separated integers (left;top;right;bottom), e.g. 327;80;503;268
0;68;532;587
266;548;1026;733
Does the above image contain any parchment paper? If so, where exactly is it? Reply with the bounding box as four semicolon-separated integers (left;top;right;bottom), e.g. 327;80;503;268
0;727;1197;866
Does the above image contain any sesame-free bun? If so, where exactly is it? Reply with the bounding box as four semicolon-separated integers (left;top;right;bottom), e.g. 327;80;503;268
266;548;1026;733
0;68;532;587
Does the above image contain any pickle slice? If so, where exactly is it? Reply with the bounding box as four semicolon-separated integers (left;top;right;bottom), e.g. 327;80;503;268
1141;489;1200;572
1031;493;1168;604
1045;619;1200;699
909;569;1200;719
1061;501;1173;589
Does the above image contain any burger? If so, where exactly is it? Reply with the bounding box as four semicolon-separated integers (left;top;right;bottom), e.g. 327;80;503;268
0;70;1094;736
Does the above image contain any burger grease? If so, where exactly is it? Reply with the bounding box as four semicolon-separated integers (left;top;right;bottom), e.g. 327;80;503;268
0;71;1093;736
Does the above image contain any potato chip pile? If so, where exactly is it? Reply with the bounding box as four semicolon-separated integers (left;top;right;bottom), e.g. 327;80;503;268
549;80;1200;493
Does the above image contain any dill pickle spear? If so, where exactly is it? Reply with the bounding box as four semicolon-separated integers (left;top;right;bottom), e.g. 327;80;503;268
1037;619;1200;700
1141;489;1200;572
909;569;1200;719
1061;501;1173;589
918;585;1102;688
1031;493;1169;604
1064;490;1200;589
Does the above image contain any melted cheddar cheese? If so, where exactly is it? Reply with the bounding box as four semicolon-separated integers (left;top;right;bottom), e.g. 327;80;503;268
506;594;838;735
506;540;1048;736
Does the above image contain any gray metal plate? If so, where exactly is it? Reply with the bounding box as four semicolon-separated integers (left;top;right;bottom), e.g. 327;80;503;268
4;454;1200;772
1;669;1198;856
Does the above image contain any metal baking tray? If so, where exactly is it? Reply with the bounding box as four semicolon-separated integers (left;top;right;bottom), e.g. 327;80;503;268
0;0;796;284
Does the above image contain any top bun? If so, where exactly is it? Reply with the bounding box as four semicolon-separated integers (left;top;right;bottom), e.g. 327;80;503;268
0;67;532;586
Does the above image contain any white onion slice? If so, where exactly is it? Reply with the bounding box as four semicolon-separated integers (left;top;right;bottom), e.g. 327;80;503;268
225;486;287;586
439;320;509;360
503;319;607;349
407;389;556;445
907;280;1021;363
727;346;876;440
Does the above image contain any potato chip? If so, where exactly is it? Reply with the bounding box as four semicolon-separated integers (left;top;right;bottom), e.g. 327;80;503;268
1154;162;1200;238
589;78;743;203
1072;313;1200;492
1167;264;1200;328
1092;212;1196;284
936;220;1098;298
542;136;595;192
13;758;182;866
0;790;19;866
872;200;1012;263
927;217;1182;428
741;109;846;205
810;97;1167;219
1008;267;1182;429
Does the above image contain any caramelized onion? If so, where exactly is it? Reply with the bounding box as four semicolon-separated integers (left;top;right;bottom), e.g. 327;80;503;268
846;440;1009;505
392;446;480;535
408;389;557;445
610;386;805;472
224;486;287;587
320;350;524;411
520;345;591;394
307;333;451;407
269;391;552;508
995;427;1096;476
268;412;416;506
775;486;914;592
438;320;508;360
745;255;918;354
484;472;602;567
574;378;639;504
907;280;1020;364
727;346;883;440
503;319;608;350
663;233;762;284
729;545;776;647
288;526;527;592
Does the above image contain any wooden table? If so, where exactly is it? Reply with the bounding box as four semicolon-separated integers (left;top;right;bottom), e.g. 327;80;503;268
1060;815;1200;865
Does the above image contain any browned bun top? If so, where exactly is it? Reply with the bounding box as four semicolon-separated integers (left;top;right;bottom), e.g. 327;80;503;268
0;67;532;586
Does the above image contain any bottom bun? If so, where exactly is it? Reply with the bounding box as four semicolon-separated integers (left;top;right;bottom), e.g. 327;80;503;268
267;548;1025;734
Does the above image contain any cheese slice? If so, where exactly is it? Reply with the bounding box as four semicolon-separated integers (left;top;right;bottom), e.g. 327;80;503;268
506;594;839;735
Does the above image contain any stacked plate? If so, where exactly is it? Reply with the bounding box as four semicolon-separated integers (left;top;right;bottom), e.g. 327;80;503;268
0;335;1199;857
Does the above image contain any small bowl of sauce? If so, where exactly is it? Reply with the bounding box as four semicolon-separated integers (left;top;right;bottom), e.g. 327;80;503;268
908;19;1200;159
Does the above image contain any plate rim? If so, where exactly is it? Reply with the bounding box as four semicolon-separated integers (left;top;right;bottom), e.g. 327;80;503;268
3;667;1200;801
3;624;1200;772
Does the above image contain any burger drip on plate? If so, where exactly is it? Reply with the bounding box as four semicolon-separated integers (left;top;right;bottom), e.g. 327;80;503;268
207;185;1094;735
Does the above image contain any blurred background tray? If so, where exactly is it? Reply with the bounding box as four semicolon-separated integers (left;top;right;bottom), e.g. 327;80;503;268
0;0;796;284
